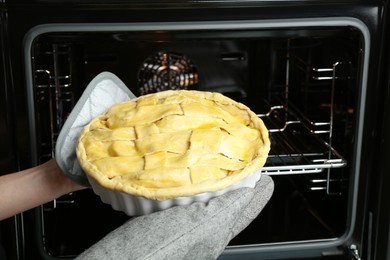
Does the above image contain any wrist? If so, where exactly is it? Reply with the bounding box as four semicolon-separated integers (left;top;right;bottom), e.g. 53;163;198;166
40;159;86;197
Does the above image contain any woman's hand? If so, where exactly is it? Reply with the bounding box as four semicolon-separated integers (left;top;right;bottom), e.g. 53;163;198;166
0;159;86;221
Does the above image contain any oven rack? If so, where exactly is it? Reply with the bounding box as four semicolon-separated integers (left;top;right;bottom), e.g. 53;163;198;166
258;105;346;176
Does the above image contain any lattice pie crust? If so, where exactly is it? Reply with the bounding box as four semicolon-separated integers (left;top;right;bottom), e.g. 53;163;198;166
77;90;270;200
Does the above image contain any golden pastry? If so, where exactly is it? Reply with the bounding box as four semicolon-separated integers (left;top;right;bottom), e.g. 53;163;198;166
77;90;270;200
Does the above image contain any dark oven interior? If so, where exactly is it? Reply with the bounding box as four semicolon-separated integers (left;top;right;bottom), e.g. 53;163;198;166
29;24;362;257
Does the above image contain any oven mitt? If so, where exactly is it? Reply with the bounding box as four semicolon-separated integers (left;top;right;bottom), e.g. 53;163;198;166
55;71;136;187
76;174;274;260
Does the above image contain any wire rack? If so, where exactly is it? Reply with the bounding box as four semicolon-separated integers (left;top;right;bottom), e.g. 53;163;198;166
258;104;346;176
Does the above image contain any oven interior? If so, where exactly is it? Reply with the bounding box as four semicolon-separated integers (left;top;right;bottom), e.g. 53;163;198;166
29;25;361;257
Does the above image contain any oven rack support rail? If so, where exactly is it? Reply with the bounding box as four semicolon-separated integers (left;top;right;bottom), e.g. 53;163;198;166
261;47;350;195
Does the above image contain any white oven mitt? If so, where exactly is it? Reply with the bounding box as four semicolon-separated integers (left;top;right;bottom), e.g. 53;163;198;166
76;174;274;260
55;71;136;186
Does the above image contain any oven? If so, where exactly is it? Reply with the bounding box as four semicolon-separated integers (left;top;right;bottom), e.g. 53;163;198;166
1;1;390;259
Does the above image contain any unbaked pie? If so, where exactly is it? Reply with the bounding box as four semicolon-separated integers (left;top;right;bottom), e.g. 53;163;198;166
77;90;270;200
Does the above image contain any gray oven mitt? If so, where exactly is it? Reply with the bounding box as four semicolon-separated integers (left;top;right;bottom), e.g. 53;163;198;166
55;71;136;186
76;174;274;260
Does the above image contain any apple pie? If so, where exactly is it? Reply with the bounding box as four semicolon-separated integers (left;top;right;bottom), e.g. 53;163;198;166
77;90;270;200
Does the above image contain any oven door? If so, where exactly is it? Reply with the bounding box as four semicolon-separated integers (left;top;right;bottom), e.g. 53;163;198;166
1;1;389;260
368;13;390;259
0;8;24;260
